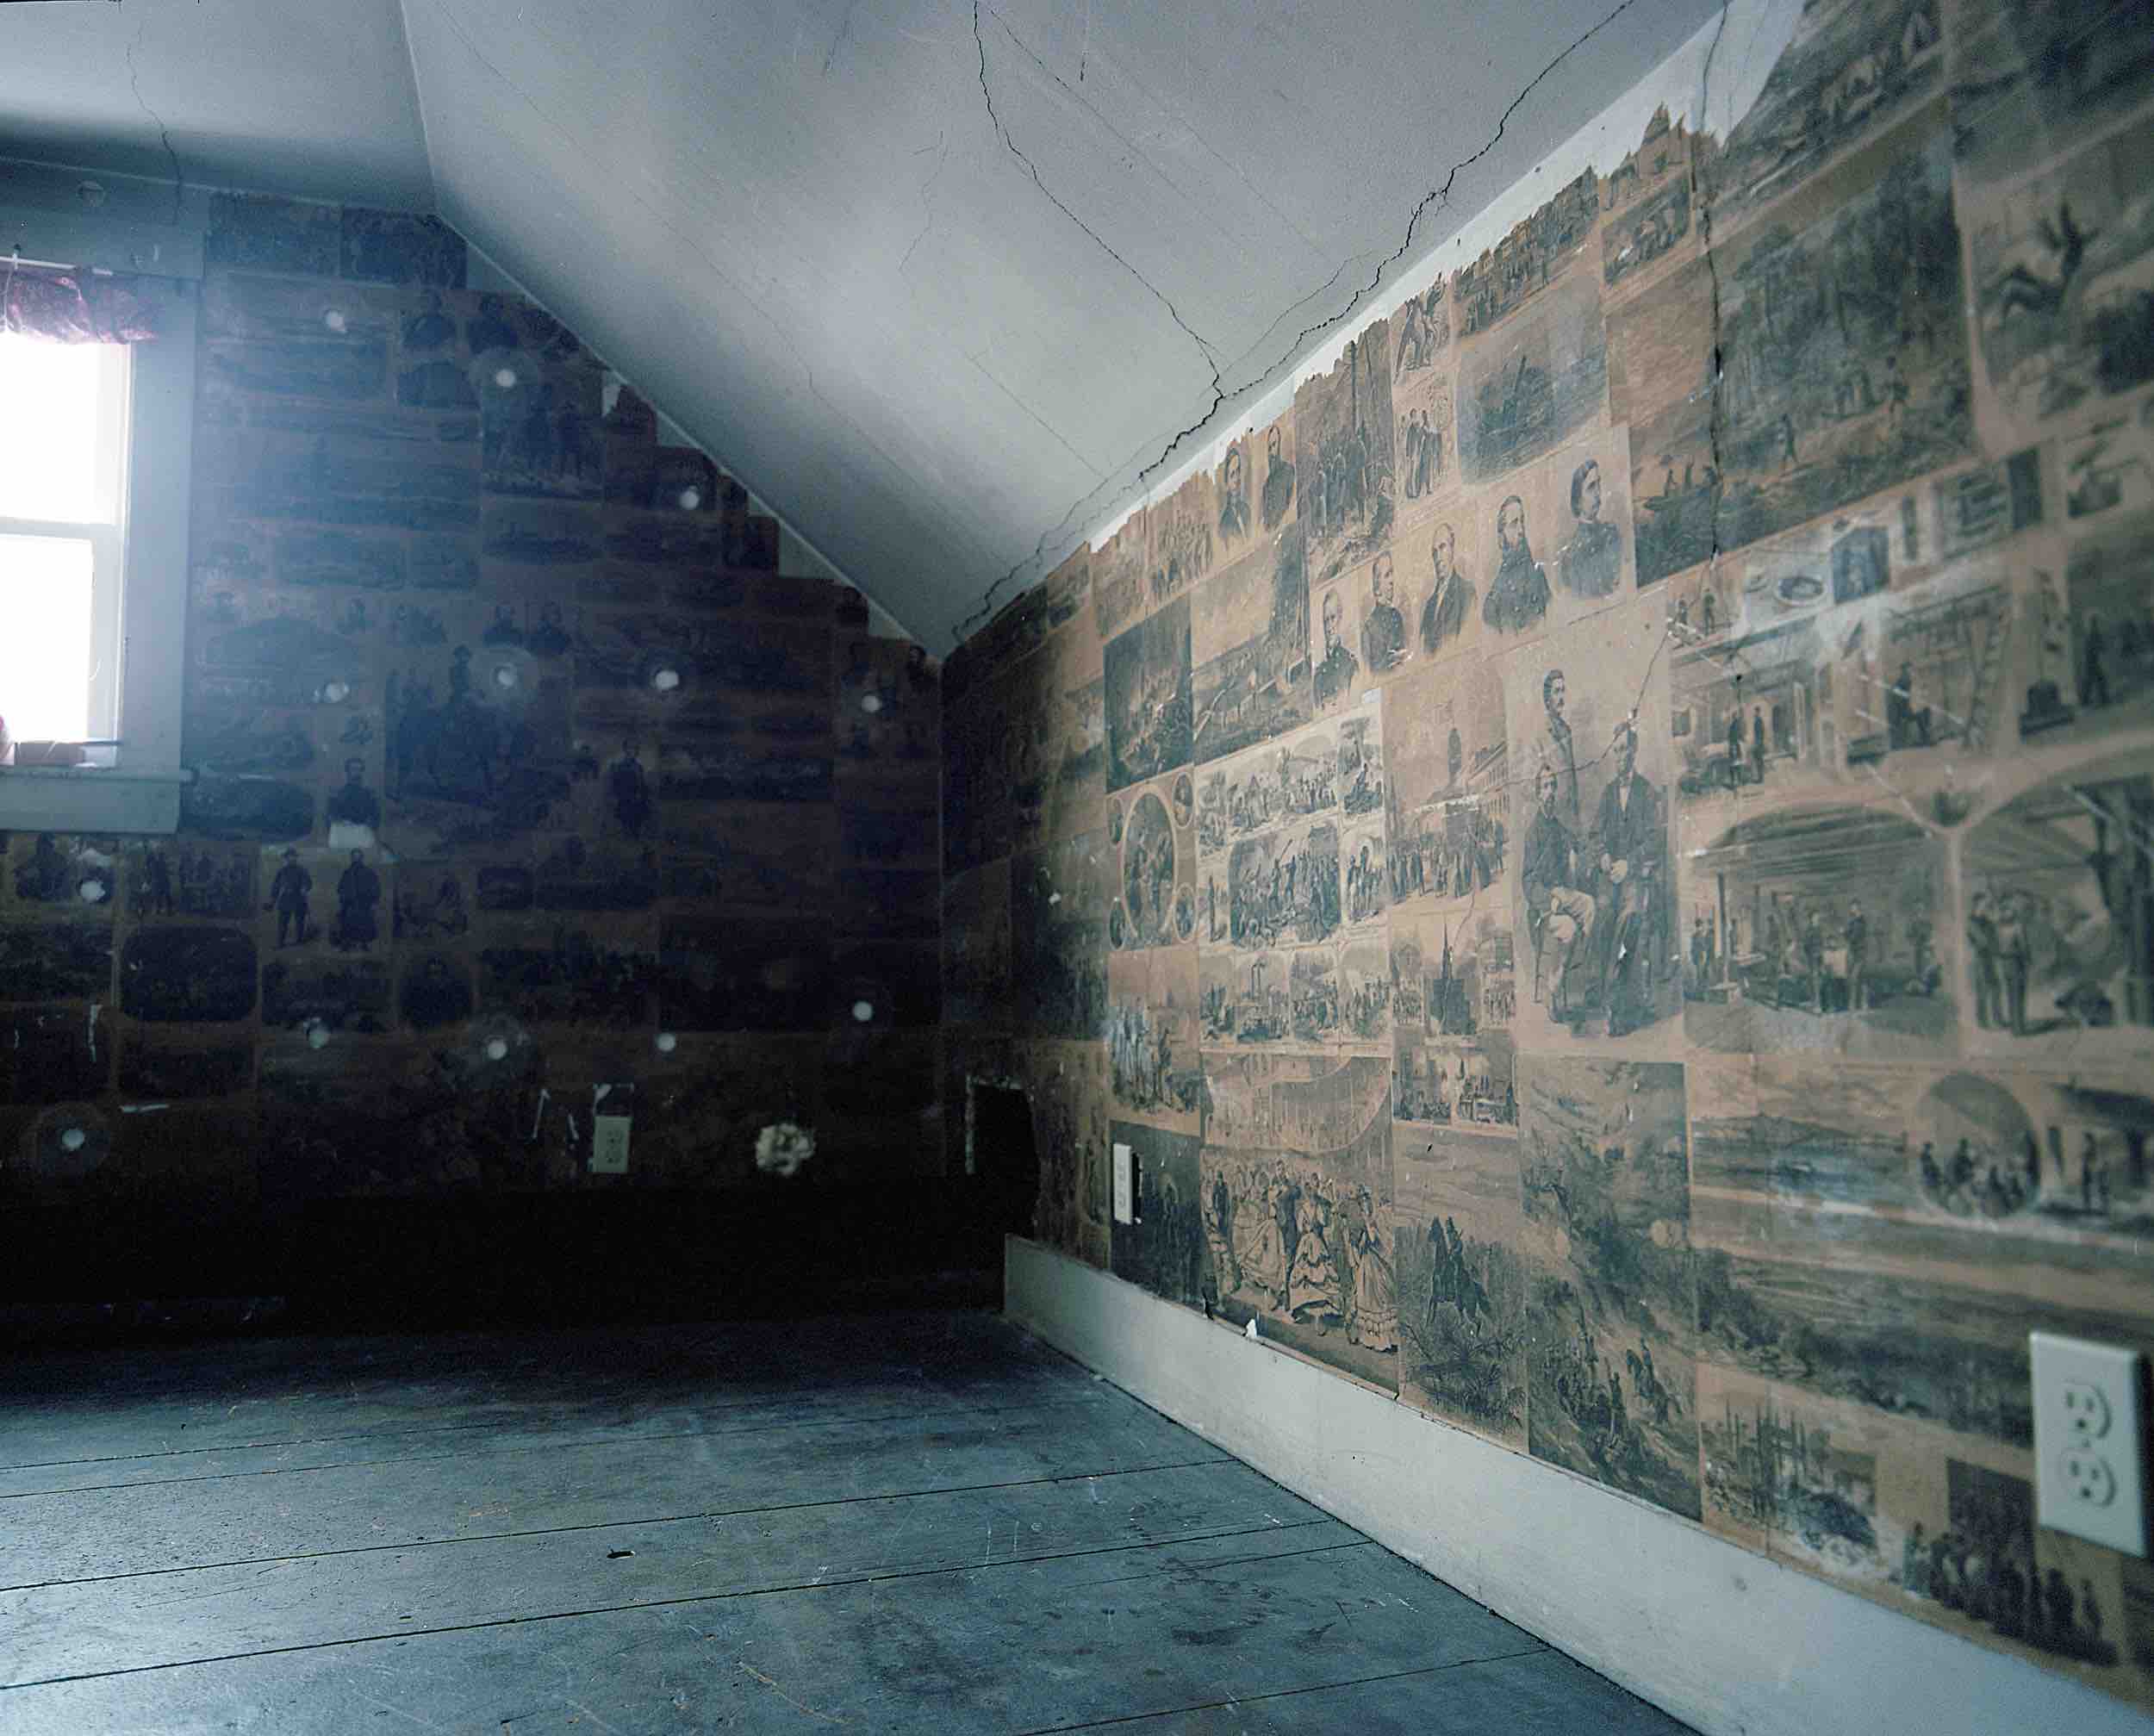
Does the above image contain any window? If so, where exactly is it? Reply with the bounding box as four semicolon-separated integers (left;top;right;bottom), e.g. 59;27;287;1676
0;218;196;834
0;332;132;755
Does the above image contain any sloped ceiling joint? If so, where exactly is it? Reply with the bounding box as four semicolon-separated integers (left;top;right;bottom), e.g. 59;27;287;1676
407;0;917;628
954;0;1658;645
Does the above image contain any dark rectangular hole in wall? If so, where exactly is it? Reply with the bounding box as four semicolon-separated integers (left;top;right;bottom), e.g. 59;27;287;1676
969;1082;1037;1240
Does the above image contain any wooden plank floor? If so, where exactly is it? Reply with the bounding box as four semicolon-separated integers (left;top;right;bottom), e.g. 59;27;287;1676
0;1311;1693;1734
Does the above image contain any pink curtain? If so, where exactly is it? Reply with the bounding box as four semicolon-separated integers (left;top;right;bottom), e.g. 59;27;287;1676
1;261;159;343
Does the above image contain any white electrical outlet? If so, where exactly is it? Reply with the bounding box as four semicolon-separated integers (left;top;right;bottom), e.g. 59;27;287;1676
2032;1331;2148;1557
589;1114;632;1175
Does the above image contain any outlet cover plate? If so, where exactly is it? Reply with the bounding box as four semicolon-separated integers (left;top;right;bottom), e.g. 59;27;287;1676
2032;1331;2148;1557
590;1114;632;1175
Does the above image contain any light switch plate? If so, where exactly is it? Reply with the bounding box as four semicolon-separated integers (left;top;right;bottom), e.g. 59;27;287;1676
2032;1331;2148;1557
1112;1142;1135;1225
589;1114;632;1174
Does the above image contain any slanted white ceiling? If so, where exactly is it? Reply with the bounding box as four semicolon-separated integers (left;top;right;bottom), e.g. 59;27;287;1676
0;0;1721;649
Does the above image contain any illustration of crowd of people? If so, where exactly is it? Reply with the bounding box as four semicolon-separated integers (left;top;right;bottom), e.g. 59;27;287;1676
1900;1514;2117;1664
1391;802;1505;903
1913;1120;2143;1224
1229;831;1342;949
1304;417;1386;557
1150;511;1215;610
1203;1156;1395;1350
1752;897;1885;1013
1690;893;1940;1014
1393;1051;1516;1128
1204;753;1337;855
1543;1314;1682;1469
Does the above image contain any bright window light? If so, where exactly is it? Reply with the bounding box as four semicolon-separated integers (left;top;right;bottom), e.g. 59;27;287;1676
0;534;93;741
0;328;131;751
0;333;125;524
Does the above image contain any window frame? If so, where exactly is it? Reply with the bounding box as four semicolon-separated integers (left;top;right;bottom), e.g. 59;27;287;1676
0;198;200;833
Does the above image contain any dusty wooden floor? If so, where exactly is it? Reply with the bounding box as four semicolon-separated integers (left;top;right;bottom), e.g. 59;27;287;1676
0;1310;1691;1733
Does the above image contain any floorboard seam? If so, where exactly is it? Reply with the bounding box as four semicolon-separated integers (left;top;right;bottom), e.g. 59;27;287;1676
1005;1645;1556;1733
0;1393;1164;1500
0;1453;1240;1592
0;1521;1361;1691
0;1371;1108;1477
0;1416;512;1475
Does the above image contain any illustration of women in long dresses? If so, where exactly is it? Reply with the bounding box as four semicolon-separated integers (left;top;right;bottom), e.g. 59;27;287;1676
1203;1169;1240;1297
1346;1192;1397;1351
1236;1167;1290;1307
1287;1190;1342;1328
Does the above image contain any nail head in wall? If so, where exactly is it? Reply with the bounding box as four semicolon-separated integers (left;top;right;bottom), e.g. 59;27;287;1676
678;488;701;511
495;367;518;389
306;1020;330;1050
861;694;883;713
494;664;518;690
851;999;875;1023
655;1031;677;1053
59;1127;85;1152
651;667;682;692
320;681;350;705
484;1036;509;1061
324;309;346;333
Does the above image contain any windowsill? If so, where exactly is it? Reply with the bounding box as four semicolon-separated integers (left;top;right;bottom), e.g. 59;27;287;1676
0;763;192;833
0;762;191;781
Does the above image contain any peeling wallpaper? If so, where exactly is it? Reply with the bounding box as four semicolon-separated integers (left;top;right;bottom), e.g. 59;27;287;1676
941;0;2154;1709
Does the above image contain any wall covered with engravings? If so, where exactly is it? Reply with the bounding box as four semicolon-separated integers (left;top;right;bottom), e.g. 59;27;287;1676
1;194;941;1225
941;0;2154;1711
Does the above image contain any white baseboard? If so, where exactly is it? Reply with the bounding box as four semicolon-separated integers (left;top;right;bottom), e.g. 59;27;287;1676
1006;1235;2147;1736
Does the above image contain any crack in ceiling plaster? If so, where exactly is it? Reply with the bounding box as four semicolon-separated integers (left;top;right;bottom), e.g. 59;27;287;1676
972;1;1228;445
952;0;1663;644
121;11;186;222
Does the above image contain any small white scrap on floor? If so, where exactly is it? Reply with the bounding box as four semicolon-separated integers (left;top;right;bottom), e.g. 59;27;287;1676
1244;1319;1259;1340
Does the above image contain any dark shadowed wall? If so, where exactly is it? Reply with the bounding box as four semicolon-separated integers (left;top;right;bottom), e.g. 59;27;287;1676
941;0;2154;1712
2;192;946;1322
